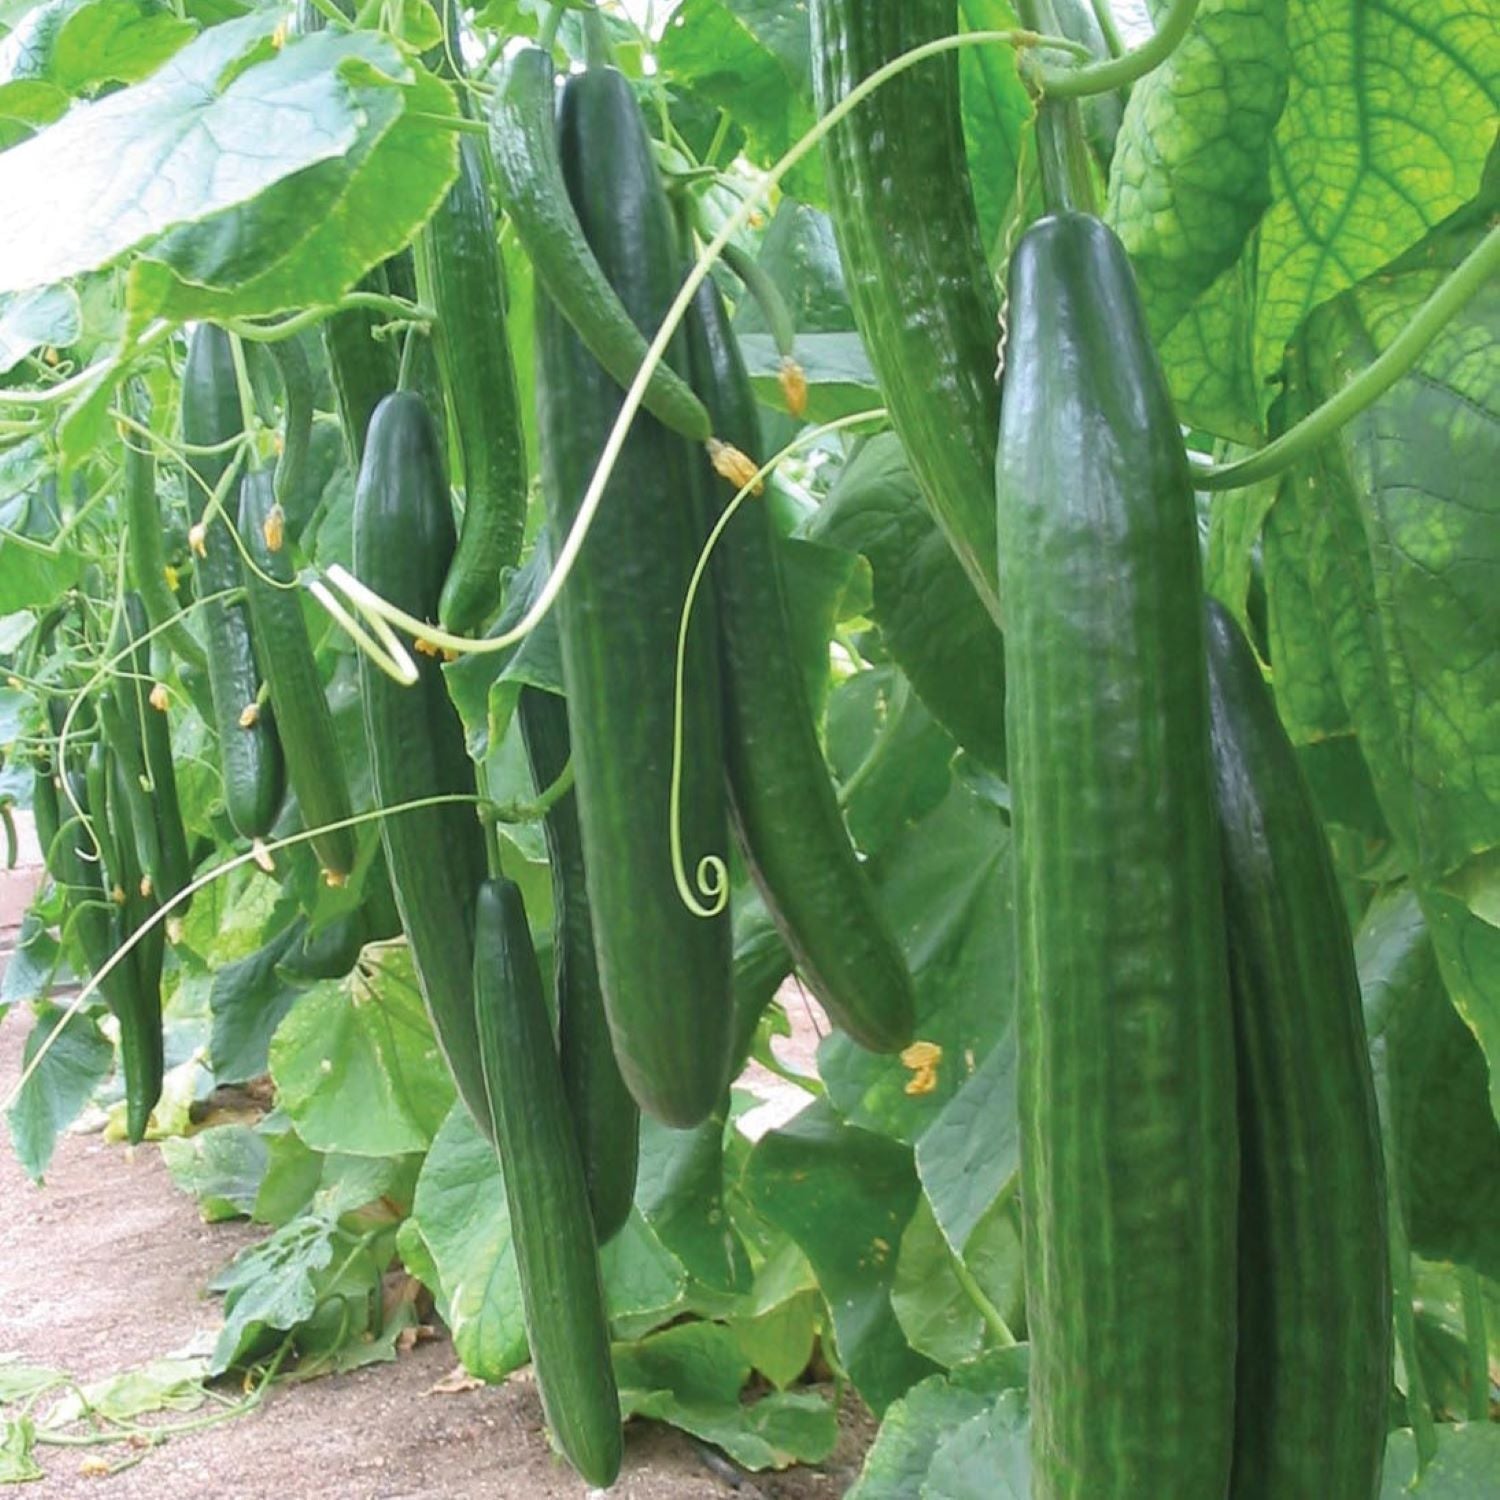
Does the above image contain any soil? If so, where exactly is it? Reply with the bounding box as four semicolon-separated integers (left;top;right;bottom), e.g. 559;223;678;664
0;826;874;1500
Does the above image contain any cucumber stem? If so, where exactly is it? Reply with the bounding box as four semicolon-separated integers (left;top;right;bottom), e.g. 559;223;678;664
539;3;565;54
582;6;610;70
1040;0;1200;99
1460;1266;1492;1422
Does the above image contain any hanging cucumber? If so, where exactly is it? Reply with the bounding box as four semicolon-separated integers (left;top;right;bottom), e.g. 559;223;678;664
473;876;622;1489
517;685;638;1242
121;381;205;672
491;45;712;443
421;130;528;631
996;212;1237;1499
354;391;491;1134
181;325;284;839
1204;601;1390;1500
537;60;732;1128
683;277;915;1053
240;470;357;879
811;0;1002;623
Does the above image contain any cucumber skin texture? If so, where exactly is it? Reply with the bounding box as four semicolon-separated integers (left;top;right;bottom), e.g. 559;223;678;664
473;878;623;1488
240;470;357;877
119;594;193;907
354;392;491;1136
517;685;638;1243
491;47;712;444
684;279;915;1053
811;0;1001;625
1204;601;1390;1500
181;325;284;839
425;134;528;631
538;64;732;1129
996;213;1237;1499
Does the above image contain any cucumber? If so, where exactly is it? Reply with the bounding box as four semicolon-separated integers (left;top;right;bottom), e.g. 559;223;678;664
181;325;284;839
491;45;712;444
517;684;638;1242
811;0;1002;623
996;212;1237;1499
537;61;732;1128
1204;600;1390;1499
121;380;205;672
473;876;622;1489
353;391;491;1135
240;469;357;878
422;132;528;632
683;277;914;1053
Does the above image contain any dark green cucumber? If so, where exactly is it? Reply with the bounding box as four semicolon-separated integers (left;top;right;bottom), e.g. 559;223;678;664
996;212;1237;1499
538;62;732;1128
354;392;491;1134
811;0;1002;623
491;46;712;443
323;265;400;465
266;335;313;521
240;469;357;878
116;593;192;907
473;876;622;1489
121;381;205;672
517;684;638;1242
1203;601;1390;1500
181;325;284;838
422;131;528;631
684;277;914;1052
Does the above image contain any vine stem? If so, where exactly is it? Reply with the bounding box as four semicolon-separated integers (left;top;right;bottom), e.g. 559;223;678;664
668;406;887;917
1192;222;1500;491
1037;0;1200;99
316;29;1052;669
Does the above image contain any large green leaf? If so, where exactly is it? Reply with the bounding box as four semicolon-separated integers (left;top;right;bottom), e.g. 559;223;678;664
919;1388;1029;1499
1381;1422;1500;1496
4;1002;111;1182
1106;0;1289;341
0;0;195;106
0;286;80;373
208;915;307;1084
267;946;455;1157
731;198;856;337
743;1098;939;1413
956;0;1030;255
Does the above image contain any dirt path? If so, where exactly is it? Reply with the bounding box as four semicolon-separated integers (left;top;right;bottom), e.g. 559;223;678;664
0;853;871;1499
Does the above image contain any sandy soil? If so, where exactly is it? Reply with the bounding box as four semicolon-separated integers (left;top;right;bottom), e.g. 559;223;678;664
0;834;872;1500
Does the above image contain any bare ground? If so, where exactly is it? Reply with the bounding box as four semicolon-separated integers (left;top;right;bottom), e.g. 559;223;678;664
0;838;873;1500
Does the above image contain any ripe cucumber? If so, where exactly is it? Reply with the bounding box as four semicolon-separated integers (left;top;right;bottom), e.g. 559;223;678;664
491;45;712;443
421;133;528;631
473;876;622;1489
996;212;1237;1499
181;325;284;839
537;62;732;1128
683;277;914;1053
517;684;638;1242
1204;601;1390;1500
240;469;357;878
353;391;491;1135
811;0;1002;623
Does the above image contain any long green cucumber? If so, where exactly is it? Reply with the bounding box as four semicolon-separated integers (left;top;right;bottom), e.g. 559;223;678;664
517;684;638;1242
491;45;712;443
473;876;622;1488
684;277;914;1053
421;130;528;631
121;381;205;672
353;391;491;1134
181;325;284;838
1204;600;1390;1499
996;212;1237;1498
538;62;732;1128
811;0;1002;624
240;469;357;878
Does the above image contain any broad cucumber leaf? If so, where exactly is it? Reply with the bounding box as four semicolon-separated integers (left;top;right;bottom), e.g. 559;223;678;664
4;1002;111;1183
159;1122;267;1222
1381;1422;1500;1496
743;1098;939;1414
956;0;1031;255
0;286;80;373
919;1387;1029;1499
1106;0;1289;342
731;198;856;337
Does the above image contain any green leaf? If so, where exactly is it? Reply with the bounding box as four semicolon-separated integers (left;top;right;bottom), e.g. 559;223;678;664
740;330;878;421
728;1288;819;1390
731;198;855;337
1157;251;1264;442
956;0;1031;254
41;1356;207;1428
208;915;307;1084
0;913;58;1012
0;1416;41;1484
159;1122;268;1222
1381;1422;1500;1496
1253;1;1500;396
268;946;455;1158
601;1209;690;1340
5;1003;112;1183
743;1098;938;1413
1105;0;1289;341
0;1359;62;1404
0;286;80;373
209;1215;337;1373
811;434;1007;772
0;0;197;100
405;1101;528;1382
919;1388;1030;1499
614;1322;837;1471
